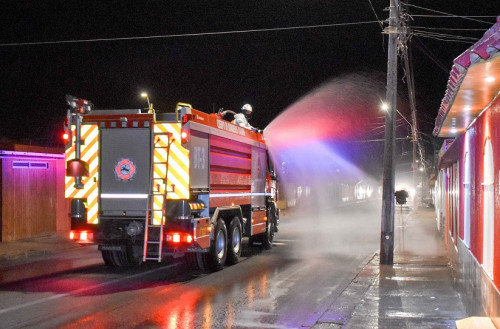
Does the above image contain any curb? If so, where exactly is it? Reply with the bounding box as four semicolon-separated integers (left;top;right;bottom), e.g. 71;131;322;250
312;253;380;329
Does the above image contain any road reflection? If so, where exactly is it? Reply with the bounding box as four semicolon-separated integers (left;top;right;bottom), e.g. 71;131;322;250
3;206;380;329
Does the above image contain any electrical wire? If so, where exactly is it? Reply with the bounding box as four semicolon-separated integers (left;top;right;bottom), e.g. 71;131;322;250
412;37;450;73
411;30;478;42
411;15;497;19
367;0;384;31
418;118;438;126
411;26;488;31
411;27;480;36
412;32;475;44
411;28;481;39
399;3;429;168
0;20;382;47
412;14;496;20
403;3;495;25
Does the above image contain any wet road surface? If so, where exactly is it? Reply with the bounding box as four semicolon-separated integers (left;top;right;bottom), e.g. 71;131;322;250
0;203;381;329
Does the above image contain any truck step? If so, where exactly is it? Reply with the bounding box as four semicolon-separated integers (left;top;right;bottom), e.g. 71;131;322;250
144;257;162;261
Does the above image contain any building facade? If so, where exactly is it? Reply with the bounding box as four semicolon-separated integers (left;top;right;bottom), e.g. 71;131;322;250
0;144;66;242
434;17;500;319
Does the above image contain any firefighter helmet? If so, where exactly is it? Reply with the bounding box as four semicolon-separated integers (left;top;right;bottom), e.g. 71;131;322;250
241;104;253;113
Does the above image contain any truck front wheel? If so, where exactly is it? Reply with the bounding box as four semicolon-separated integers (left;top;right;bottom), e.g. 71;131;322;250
226;217;242;265
261;218;275;250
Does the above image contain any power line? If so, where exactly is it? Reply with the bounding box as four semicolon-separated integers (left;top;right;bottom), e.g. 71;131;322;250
411;14;498;19
367;0;384;30
412;37;450;73
403;3;495;24
411;30;478;41
412;33;475;44
411;26;488;31
0;20;381;47
399;2;431;186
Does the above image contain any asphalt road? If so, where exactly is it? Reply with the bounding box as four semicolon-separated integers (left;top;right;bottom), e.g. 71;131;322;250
0;202;381;329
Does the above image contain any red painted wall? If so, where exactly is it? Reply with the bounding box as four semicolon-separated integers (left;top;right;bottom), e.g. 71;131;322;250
451;96;500;287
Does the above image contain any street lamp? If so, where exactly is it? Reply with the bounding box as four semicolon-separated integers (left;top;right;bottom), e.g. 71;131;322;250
140;92;152;111
381;102;414;128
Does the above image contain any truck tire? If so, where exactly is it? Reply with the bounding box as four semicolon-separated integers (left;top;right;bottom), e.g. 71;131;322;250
260;218;275;250
196;252;209;272
226;217;242;265
125;244;143;267
101;245;143;268
184;253;200;270
204;218;227;272
101;250;124;267
102;250;119;267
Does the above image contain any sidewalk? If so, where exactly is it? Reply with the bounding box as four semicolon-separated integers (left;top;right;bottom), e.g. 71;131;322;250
0;234;101;285
313;205;469;329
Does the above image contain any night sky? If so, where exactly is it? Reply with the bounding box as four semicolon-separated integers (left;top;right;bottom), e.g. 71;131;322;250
0;1;498;148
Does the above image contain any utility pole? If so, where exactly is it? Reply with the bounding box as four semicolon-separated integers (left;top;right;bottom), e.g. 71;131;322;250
380;0;400;265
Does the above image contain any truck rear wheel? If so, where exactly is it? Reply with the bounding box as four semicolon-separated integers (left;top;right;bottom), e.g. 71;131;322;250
226;217;242;265
126;244;143;266
102;250;120;267
101;245;143;268
101;249;129;267
184;253;203;271
201;218;227;272
183;252;210;272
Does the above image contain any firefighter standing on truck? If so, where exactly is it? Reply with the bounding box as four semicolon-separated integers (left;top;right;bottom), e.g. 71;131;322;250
234;104;257;131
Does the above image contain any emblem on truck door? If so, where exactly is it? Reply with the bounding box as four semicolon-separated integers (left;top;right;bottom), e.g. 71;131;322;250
115;158;136;181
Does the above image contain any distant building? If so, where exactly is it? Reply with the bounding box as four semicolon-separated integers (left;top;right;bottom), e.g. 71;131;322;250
0;143;65;241
434;17;500;319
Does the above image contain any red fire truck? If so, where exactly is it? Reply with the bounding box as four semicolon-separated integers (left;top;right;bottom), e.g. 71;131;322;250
64;96;279;272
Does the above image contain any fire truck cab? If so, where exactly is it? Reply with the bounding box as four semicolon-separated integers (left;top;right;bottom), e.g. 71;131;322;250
64;98;279;272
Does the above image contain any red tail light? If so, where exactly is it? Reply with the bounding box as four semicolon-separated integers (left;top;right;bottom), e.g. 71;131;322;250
166;232;193;244
181;131;188;144
62;132;70;144
69;230;94;244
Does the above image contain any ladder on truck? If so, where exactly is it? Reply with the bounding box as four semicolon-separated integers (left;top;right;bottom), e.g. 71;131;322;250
143;132;173;262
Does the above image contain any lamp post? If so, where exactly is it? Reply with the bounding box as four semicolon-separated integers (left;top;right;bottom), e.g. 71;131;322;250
141;92;152;111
